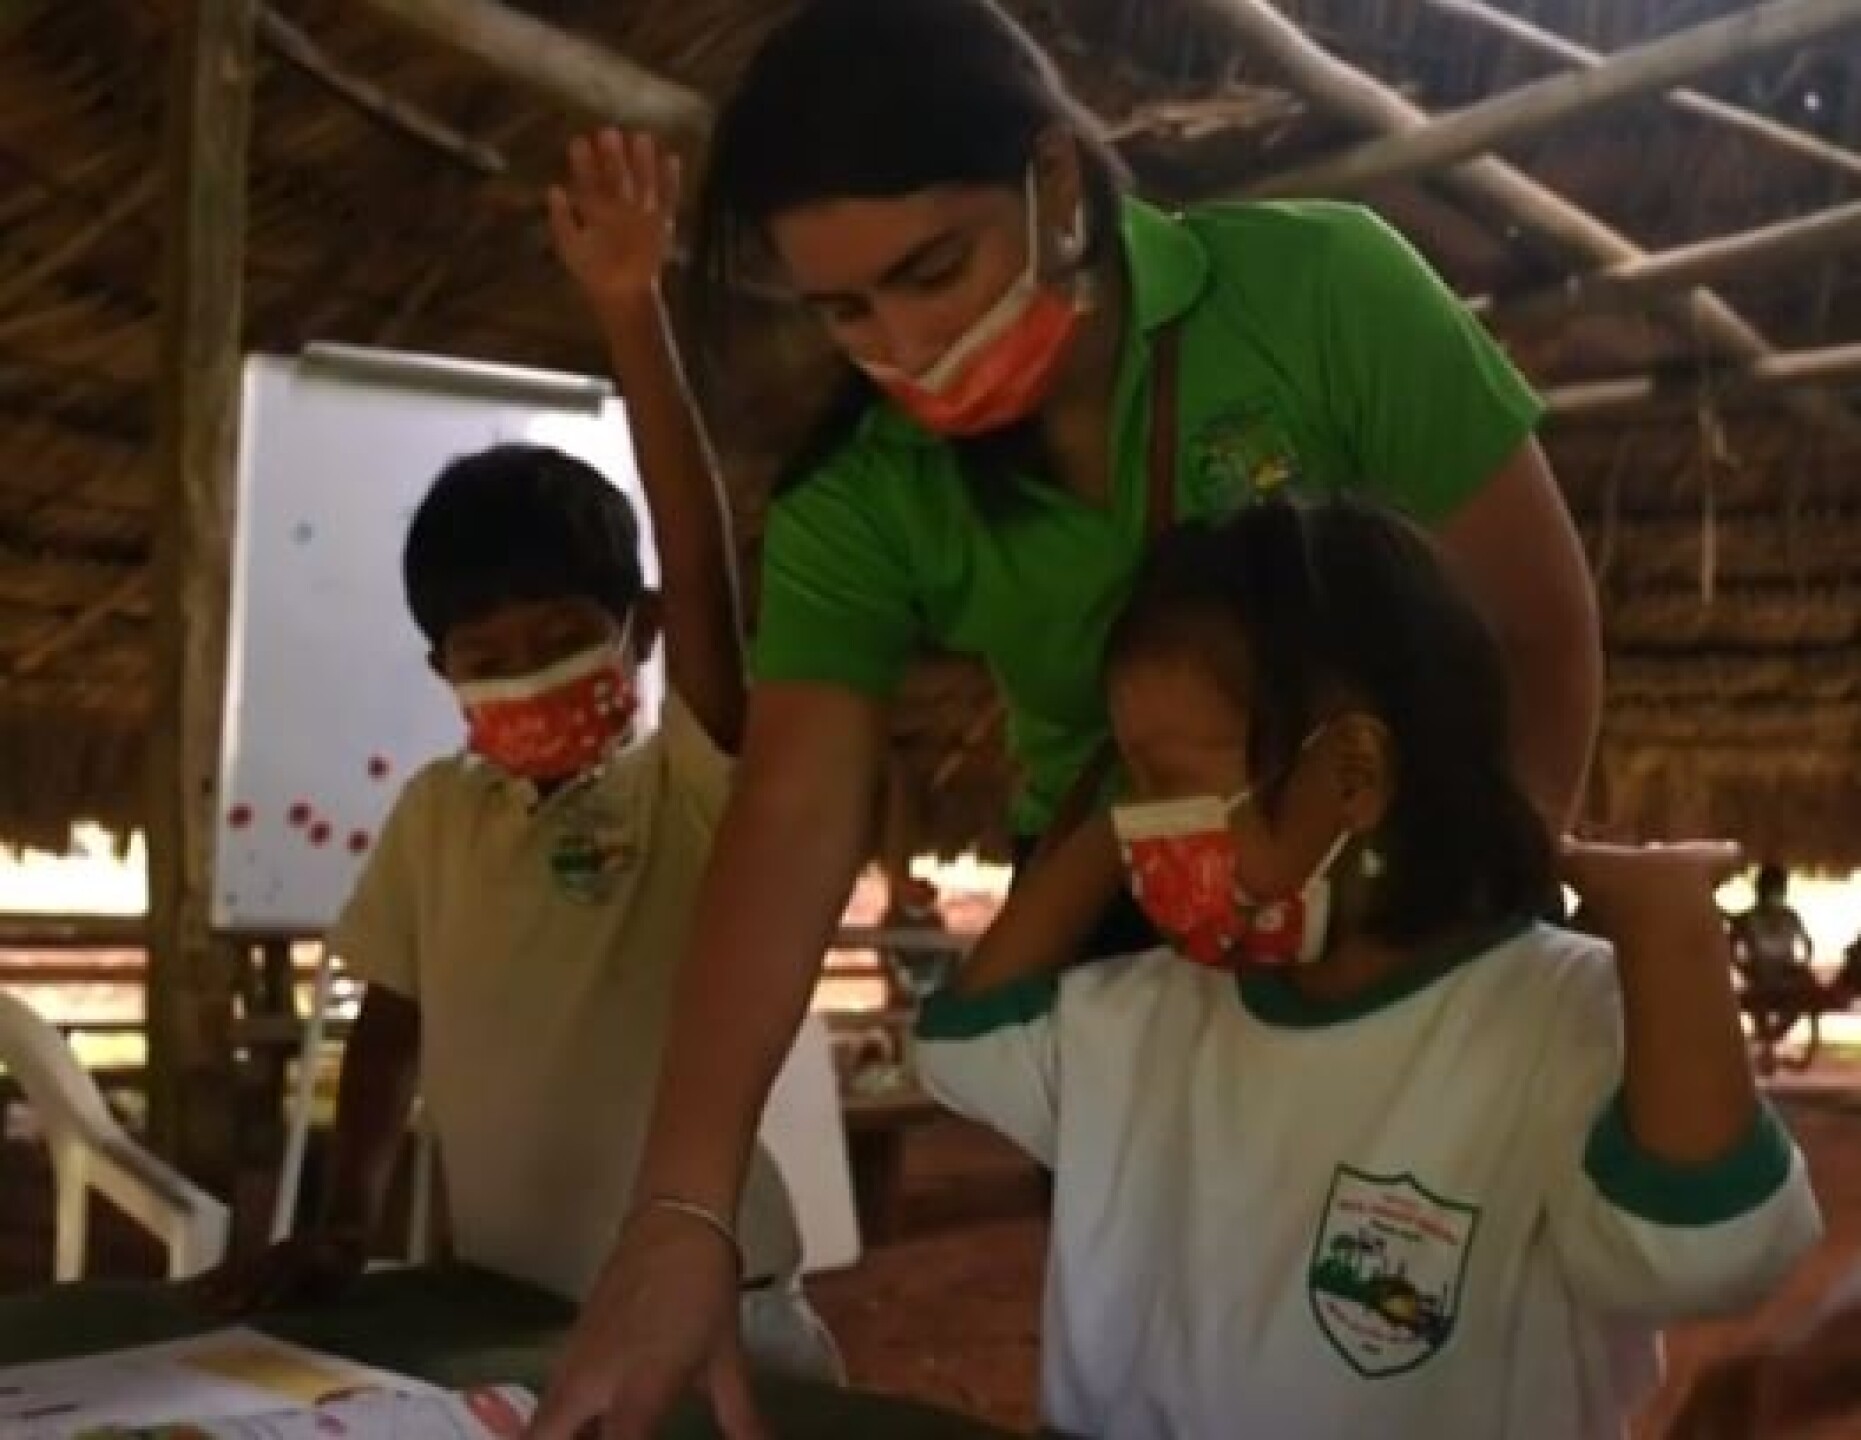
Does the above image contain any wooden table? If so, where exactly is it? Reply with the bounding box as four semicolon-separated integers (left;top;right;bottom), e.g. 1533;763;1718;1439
0;1264;1016;1437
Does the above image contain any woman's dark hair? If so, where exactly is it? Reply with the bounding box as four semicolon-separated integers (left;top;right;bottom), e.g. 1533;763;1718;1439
402;443;644;649
1104;496;1555;944
690;0;1131;496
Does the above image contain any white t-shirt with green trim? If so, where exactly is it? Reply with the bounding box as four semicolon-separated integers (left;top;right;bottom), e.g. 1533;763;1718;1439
916;923;1820;1439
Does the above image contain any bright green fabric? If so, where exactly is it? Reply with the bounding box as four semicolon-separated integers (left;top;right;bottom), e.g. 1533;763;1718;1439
753;196;1543;833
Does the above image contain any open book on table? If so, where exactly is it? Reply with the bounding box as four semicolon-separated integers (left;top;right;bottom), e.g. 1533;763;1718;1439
0;1329;532;1439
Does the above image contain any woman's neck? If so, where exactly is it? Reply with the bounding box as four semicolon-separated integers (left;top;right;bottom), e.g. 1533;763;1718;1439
1034;259;1129;505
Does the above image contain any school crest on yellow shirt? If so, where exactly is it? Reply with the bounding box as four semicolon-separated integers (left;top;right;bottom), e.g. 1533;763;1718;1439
546;799;637;904
1308;1165;1478;1378
1187;406;1301;513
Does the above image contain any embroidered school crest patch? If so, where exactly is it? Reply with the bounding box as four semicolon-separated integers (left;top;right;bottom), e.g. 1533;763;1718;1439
1188;407;1300;512
545;799;637;904
1308;1166;1478;1378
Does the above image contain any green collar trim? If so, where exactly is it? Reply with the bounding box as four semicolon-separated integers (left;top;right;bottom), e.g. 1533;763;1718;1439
1237;916;1539;1029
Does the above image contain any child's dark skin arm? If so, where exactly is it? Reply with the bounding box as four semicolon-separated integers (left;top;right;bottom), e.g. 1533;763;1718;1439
203;984;419;1313
950;815;1125;997
1562;840;1757;1166
550;130;745;754
320;985;422;1237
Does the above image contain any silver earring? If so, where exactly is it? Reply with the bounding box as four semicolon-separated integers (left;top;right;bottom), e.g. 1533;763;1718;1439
1359;845;1385;880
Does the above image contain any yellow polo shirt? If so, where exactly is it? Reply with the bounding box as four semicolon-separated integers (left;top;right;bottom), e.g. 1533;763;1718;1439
330;694;799;1300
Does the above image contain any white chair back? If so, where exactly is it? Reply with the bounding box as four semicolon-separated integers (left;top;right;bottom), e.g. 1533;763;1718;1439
0;990;229;1280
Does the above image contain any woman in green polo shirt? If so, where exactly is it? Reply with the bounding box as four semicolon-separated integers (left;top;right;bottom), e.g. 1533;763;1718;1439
532;0;1600;1432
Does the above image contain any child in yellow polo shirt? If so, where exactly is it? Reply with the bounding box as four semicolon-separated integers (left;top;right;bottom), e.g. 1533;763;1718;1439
213;131;839;1380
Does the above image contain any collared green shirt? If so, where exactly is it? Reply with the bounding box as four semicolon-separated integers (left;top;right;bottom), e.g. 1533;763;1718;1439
752;197;1543;834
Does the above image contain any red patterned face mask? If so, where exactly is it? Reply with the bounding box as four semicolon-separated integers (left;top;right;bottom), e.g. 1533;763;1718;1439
455;639;638;783
1112;789;1349;972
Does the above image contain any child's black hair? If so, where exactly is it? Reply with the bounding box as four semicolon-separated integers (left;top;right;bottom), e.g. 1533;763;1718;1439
402;443;644;650
1105;496;1554;943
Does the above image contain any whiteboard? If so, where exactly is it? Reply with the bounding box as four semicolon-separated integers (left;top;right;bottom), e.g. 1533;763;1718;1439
214;345;663;933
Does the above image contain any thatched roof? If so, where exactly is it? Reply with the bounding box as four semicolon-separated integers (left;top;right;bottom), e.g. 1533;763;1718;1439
3;0;1858;865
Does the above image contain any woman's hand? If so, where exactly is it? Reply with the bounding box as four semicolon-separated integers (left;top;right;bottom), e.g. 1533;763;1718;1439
548;129;681;320
527;1204;766;1440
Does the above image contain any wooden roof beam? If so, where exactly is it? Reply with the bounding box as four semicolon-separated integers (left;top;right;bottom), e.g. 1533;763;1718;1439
1543;342;1861;417
350;0;711;137
1189;0;1861;445
1419;0;1861;186
1480;200;1861;327
1251;0;1861;197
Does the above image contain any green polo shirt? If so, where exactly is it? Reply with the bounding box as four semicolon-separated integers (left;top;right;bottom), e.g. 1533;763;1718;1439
752;197;1543;835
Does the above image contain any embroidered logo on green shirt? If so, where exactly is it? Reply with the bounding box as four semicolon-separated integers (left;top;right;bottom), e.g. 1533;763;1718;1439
1188;407;1301;513
1308;1165;1478;1378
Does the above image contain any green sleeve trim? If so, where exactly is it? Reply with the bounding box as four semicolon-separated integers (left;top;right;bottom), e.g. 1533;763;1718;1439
915;974;1059;1041
1583;1091;1794;1228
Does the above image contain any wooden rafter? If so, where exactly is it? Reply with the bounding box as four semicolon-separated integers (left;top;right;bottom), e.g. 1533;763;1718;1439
350;0;711;136
7;569;145;678
1190;0;1861;443
1481;199;1861;326
1543;342;1861;416
1420;0;1861;184
256;4;507;176
1252;0;1861;197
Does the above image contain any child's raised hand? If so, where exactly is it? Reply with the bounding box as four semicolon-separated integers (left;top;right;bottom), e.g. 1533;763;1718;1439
549;129;682;316
1559;837;1742;939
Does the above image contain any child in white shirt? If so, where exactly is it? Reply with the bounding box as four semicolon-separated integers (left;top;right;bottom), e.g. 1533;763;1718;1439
918;496;1820;1438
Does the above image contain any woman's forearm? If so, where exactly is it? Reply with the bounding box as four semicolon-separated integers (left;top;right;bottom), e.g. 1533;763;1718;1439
631;691;886;1218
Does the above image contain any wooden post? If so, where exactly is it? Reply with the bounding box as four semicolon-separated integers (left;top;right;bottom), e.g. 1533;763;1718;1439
146;0;254;1184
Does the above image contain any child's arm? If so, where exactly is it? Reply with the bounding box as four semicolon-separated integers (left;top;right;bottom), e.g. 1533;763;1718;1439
550;129;745;752
910;817;1122;1162
948;814;1124;997
319;985;422;1239
1542;841;1821;1318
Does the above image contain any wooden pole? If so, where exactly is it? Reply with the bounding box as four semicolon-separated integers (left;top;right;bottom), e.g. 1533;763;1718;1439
1420;0;1861;185
1543;343;1861;416
1481;199;1861;325
1251;0;1861;197
146;0;253;1183
350;0;710;136
1190;0;1861;443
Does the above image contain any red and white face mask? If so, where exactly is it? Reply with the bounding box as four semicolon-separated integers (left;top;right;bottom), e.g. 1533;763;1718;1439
855;171;1086;438
455;634;638;784
1112;784;1350;972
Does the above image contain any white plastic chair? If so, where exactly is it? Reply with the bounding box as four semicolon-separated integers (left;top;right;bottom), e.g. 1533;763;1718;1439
760;1012;862;1274
0;990;230;1281
271;947;436;1260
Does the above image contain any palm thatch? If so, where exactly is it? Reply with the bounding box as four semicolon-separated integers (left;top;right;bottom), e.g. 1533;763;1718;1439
2;0;1858;865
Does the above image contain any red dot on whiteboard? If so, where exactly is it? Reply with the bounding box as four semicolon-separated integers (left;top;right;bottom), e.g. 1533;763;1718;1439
347;830;371;854
367;756;391;781
226;804;254;829
308;822;332;847
287;803;312;828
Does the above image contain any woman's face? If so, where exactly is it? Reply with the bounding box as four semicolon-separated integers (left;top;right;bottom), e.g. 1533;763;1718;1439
767;181;1042;378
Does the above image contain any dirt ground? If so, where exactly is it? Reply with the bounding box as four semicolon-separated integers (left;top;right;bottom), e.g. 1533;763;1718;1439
809;1089;1861;1437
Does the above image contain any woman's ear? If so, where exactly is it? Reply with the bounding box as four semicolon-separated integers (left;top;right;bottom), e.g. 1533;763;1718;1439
1330;714;1395;833
1032;127;1086;264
